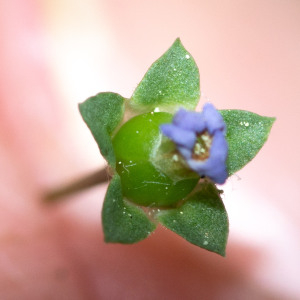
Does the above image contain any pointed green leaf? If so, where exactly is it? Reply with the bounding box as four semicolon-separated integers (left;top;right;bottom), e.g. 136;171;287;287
131;38;200;113
157;182;228;256
102;174;156;244
79;92;125;168
220;110;275;175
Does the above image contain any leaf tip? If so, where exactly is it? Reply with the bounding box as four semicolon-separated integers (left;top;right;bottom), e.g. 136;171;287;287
174;37;182;44
172;37;186;50
217;248;226;257
269;116;276;125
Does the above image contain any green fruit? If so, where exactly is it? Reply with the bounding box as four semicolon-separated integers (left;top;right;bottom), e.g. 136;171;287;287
112;112;199;207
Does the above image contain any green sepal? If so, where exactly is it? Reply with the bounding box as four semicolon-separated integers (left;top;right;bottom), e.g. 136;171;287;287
102;174;156;244
157;182;228;256
220;110;275;175
79;92;125;168
130;38;200;113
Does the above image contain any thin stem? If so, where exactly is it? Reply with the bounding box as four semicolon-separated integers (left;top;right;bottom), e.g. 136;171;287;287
43;167;111;203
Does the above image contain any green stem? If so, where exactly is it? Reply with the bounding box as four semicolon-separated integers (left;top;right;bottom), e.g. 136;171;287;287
43;167;111;203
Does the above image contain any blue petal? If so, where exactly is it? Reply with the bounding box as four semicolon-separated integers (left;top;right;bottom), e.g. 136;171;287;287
173;108;206;132
209;131;228;162
160;124;196;148
177;145;193;159
186;131;228;183
203;161;228;184
187;157;227;184
202;103;226;134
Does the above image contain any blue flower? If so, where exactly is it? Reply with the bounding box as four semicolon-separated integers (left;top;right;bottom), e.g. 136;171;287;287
160;103;228;184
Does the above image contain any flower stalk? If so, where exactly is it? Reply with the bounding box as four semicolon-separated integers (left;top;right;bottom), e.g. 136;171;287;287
43;168;111;203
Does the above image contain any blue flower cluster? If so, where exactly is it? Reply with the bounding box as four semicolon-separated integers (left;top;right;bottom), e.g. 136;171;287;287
160;103;228;184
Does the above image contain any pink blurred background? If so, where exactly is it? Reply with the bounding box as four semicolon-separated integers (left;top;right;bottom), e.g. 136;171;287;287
0;0;299;299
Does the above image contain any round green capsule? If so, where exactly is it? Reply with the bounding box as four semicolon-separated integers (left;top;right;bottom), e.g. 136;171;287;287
112;112;199;207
